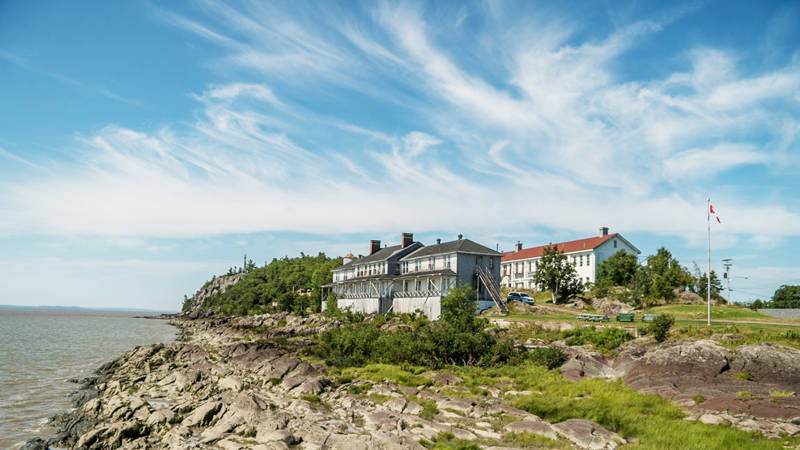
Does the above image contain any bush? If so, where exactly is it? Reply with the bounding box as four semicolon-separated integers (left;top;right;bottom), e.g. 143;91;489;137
314;286;527;368
647;314;675;343
561;326;634;352
323;293;339;316
528;347;566;369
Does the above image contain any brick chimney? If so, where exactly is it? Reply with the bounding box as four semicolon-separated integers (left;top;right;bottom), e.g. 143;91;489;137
515;241;523;252
370;240;381;255
436;238;441;245
402;232;413;248
599;227;609;237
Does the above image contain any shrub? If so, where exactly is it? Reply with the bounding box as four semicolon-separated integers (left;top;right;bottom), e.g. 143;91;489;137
528;347;567;369
561;326;634;352
735;371;754;381
693;394;705;404
647;314;675;343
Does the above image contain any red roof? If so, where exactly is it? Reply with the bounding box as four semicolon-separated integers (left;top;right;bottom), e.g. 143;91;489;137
502;234;618;262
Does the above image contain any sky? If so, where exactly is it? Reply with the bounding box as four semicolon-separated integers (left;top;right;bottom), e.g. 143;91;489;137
1;0;799;310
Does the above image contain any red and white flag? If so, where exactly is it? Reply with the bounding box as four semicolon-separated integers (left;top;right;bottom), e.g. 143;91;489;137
710;204;721;223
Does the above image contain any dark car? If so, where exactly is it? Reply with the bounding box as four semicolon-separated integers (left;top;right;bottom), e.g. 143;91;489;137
507;292;522;302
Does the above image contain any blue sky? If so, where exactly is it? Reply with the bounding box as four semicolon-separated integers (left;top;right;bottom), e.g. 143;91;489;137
1;0;799;310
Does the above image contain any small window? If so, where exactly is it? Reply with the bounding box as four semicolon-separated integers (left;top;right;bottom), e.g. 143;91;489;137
614;240;617;249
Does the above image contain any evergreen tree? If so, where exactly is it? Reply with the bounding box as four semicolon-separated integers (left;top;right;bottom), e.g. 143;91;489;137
595;250;638;287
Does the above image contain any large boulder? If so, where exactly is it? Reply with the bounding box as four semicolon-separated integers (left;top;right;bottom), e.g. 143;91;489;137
729;343;800;388
552;419;625;449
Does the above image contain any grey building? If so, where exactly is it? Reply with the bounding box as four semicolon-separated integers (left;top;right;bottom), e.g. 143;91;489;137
325;233;503;319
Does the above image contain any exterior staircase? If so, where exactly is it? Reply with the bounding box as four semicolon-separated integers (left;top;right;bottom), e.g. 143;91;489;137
476;266;508;315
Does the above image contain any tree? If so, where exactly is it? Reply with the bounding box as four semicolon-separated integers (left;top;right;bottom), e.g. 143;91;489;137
772;285;800;309
596;250;638;287
694;270;723;302
440;284;482;332
532;245;584;304
647;314;675;343
646;247;692;300
750;299;765;310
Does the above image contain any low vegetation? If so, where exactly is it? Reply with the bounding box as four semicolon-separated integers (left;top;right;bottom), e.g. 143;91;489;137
315;285;529;368
561;326;635;352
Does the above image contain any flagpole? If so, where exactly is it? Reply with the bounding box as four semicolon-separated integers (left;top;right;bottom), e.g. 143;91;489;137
707;197;711;327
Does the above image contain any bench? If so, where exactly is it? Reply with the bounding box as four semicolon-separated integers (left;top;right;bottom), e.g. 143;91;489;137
576;314;610;322
616;313;635;322
642;313;662;322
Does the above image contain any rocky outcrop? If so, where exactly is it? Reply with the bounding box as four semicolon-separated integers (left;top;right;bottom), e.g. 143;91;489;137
187;274;245;313
36;314;632;449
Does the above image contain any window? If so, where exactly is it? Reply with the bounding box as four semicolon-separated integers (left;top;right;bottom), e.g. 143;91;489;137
489;257;494;269
614;240;617;249
579;256;582;267
572;256;576;266
428;257;434;270
416;280;421;291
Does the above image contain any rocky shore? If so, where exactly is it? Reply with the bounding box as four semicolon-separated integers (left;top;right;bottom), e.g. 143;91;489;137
26;312;800;449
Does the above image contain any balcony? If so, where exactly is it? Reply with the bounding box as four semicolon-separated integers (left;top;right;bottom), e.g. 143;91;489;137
394;290;442;298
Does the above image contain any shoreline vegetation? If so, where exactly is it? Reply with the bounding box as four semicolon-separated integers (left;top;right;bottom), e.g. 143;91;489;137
28;284;800;449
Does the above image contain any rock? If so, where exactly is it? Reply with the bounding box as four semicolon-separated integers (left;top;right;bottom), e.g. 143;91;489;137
218;376;243;391
560;349;613;381
182;401;223;427
293;377;329;395
591;298;633;315
433;372;463;386
506;419;558;440
553;419;625;449
729;344;800;386
256;429;295;444
363;411;398;431
384;397;407;413
404;401;424;415
698;413;731;426
280;376;305;391
21;438;49;450
437;398;475;415
75;428;104;448
145;408;174;426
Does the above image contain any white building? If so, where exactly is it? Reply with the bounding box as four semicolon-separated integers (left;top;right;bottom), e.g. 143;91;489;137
501;227;640;290
325;233;502;319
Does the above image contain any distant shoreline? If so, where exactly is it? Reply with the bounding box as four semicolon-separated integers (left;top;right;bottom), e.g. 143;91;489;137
0;304;178;314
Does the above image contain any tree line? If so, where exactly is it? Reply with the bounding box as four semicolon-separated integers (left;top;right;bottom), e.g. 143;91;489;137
200;253;341;315
532;246;723;306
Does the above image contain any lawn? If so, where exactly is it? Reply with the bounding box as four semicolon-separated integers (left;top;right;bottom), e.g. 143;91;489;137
644;304;783;321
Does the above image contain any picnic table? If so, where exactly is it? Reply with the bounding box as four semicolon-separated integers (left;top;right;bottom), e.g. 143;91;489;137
616;313;635;322
576;313;610;322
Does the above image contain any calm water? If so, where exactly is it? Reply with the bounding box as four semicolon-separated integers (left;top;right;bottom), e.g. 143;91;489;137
0;308;177;448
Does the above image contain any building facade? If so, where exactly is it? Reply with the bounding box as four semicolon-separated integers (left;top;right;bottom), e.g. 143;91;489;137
326;233;502;319
501;227;640;290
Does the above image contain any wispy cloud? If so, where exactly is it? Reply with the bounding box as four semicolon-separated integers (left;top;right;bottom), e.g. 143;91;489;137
0;50;142;106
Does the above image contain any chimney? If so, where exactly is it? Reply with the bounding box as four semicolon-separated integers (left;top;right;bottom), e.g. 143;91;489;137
436;238;441;245
599;227;609;237
457;233;463;240
402;232;413;248
370;240;381;255
515;241;523;252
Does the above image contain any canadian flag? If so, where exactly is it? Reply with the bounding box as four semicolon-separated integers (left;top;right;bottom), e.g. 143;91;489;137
710;204;721;223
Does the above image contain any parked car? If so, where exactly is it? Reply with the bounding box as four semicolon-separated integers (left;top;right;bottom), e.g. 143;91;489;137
519;293;535;305
506;292;522;302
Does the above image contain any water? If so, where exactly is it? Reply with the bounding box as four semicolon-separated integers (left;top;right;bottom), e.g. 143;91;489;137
0;308;177;448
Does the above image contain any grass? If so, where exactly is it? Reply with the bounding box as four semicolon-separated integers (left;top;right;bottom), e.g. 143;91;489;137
673;323;800;349
335;363;433;387
769;390;793;398
451;363;798;449
504;432;571;449
735;372;754;381
644;304;782;321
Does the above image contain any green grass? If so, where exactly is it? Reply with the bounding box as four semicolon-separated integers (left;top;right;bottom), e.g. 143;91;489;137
644;304;781;321
735;372;754;381
769;390;793;398
445;363;798;449
672;322;800;349
504;432;570;449
337;364;433;387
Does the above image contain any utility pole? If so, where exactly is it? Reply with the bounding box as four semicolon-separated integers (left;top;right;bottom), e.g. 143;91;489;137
722;259;733;305
707;198;711;326
243;254;247;274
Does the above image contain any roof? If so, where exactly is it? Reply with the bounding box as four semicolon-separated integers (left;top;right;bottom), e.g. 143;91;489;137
396;269;457;279
344;253;355;258
401;238;502;260
501;233;639;262
335;242;424;270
